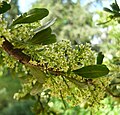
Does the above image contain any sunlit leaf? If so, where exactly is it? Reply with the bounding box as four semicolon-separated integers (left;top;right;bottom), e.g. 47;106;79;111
0;1;11;14
34;18;56;33
73;65;109;78
10;8;49;27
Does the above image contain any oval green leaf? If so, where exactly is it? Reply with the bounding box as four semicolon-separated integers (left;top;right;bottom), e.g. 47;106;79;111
10;8;49;27
73;65;109;78
0;1;11;14
28;27;56;45
40;34;56;45
29;27;52;43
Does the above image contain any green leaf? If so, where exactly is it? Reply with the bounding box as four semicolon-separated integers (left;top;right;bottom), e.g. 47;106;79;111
66;77;88;89
73;65;109;78
103;7;114;14
10;8;49;27
29;65;46;95
30;82;43;96
28;27;56;45
29;65;46;84
0;1;11;14
34;18;56;33
115;0;120;11
29;27;52;43
39;34;56;45
110;1;120;12
97;52;104;64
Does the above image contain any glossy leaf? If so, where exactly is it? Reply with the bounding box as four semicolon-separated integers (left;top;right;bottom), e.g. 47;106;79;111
28;27;56;45
10;8;49;27
34;18;56;33
0;1;11;14
97;52;104;64
73;65;109;78
39;34;56;45
29;27;52;43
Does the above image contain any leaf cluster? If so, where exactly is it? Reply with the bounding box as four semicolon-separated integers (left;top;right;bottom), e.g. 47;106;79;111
98;0;120;25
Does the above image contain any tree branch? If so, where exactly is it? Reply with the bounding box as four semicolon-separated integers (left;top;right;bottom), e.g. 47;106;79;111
1;36;31;64
1;36;65;76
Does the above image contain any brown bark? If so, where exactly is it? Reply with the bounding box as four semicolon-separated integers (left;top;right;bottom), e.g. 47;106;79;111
1;36;64;76
1;36;31;64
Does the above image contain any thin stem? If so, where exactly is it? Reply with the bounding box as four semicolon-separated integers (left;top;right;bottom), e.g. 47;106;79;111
61;76;76;100
59;90;67;109
37;94;44;113
100;80;120;98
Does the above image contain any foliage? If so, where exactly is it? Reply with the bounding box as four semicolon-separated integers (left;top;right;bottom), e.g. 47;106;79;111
3;0;21;24
40;96;120;115
32;0;99;44
0;1;11;14
0;100;34;115
0;0;118;114
96;0;120;100
95;97;120;115
39;97;91;115
9;8;49;27
98;0;120;25
0;75;34;115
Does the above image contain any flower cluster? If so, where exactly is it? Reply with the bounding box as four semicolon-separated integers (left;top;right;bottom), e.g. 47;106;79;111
14;39;111;108
0;17;111;109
